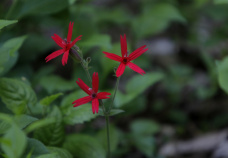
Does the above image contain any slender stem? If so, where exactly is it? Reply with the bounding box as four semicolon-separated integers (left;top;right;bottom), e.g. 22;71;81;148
108;77;120;113
105;115;111;158
80;61;92;84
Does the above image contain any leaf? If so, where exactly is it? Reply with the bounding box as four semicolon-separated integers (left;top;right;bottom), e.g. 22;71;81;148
40;93;63;106
130;119;160;135
96;125;120;152
61;91;98;125
1;124;27;158
98;109;125;116
214;0;228;4
0;78;37;114
23;138;49;158
14;114;38;129
217;56;228;94
39;75;75;94
80;34;112;50
34;106;65;146
36;154;57;158
0;20;17;30
48;147;73;158
133;3;186;38
8;0;69;19
63;134;106;158
0;36;27;75
115;72;164;107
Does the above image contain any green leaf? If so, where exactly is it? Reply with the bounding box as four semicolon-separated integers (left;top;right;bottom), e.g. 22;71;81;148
63;134;106;158
48;147;73;158
0;78;37;114
39;75;75;94
80;34;112;50
0;36;27;75
96;125;120;152
1;124;27;158
0;20;17;29
36;154;57;158
214;0;228;4
217;56;228;94
14;115;38;129
130;119;160;135
115;72;164;107
8;0;69;19
61;91;98;125
40;93;63;106
133;3;186;38
34;106;65;146
23;138;49;158
98;109;125;116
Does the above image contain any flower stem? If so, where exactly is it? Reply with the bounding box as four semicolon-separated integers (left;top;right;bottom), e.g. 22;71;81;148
105;114;111;158
108;77;120;113
80;61;92;84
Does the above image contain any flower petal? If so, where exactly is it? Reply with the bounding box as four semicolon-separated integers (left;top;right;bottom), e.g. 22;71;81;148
61;50;69;66
128;45;148;61
97;92;111;99
45;49;65;62
70;35;82;47
92;72;99;93
116;62;126;77
52;34;65;48
92;98;99;114
67;22;74;42
72;96;92;107
103;52;122;62
76;78;91;95
127;62;145;75
120;34;127;57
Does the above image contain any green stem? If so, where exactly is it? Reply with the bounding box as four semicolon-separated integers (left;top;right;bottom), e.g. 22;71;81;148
108;77;120;113
105;114;111;158
80;61;92;84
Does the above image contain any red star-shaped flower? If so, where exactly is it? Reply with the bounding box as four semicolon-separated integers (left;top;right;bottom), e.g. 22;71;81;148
72;72;111;114
103;34;148;77
45;22;82;66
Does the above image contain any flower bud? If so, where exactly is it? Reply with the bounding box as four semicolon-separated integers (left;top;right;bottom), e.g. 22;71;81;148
69;47;82;63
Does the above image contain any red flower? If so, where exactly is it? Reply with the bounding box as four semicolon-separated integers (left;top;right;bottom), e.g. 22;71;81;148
103;34;148;77
45;22;82;66
72;72;111;114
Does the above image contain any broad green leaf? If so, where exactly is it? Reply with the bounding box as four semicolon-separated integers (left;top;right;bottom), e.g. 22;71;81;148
214;0;228;4
0;78;37;114
69;0;77;5
0;36;27;75
40;93;63;106
36;154;57;158
48;147;73;158
98;109;125;116
217;56;228;94
34;106;65;146
96;125;120;152
80;34;112;50
63;134;106;158
40;75;75;94
133;3;186;38
130;119;160;135
25;118;55;134
1;124;27;158
61;91;98;125
0;20;17;29
8;0;69;19
14;115;38;129
23;138;49;158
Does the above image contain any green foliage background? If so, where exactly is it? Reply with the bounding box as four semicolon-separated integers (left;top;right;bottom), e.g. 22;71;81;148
0;0;228;158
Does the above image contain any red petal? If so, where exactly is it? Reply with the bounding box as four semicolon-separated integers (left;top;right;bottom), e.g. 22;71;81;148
70;35;82;47
120;34;127;57
127;62;145;75
116;62;126;77
52;34;65;48
92;99;99;114
72;96;92;107
103;52;122;62
45;49;65;62
67;22;74;42
128;46;148;61
97;92;111;99
92;72;99;93
76;78;91;95
61;50;69;66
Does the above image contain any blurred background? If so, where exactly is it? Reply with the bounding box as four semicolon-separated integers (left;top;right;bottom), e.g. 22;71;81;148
1;0;228;158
